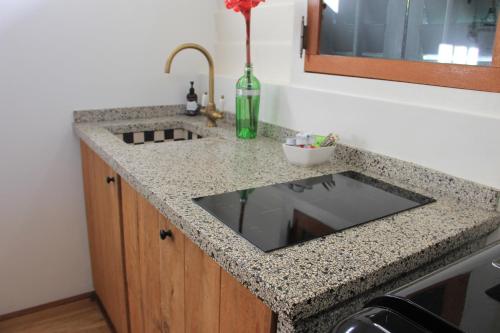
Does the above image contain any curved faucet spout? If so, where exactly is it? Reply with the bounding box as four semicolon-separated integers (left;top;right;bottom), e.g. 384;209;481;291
165;43;222;127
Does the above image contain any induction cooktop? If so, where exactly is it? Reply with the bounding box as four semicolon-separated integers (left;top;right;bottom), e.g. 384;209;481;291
193;171;435;252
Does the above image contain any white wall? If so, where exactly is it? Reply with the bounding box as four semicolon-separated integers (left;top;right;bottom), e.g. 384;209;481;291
0;0;216;315
0;0;498;317
212;0;500;189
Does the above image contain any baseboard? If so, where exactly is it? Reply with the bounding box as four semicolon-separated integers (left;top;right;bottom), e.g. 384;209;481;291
92;293;117;333
0;291;95;322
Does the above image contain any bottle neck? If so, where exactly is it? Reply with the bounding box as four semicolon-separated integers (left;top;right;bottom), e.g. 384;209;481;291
244;64;253;75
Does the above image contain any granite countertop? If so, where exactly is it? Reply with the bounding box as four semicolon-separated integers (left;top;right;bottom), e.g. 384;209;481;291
73;106;500;332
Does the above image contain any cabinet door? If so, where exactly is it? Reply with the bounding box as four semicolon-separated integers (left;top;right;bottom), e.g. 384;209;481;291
122;181;162;333
80;142;129;333
121;180;144;333
138;194;163;332
159;215;185;333
220;270;276;333
122;180;187;333
185;240;221;333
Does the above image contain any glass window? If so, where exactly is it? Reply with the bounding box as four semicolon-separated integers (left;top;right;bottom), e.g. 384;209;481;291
319;0;498;66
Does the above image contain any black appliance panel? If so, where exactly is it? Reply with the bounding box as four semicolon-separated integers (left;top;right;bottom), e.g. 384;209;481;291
332;307;429;333
331;243;500;333
194;171;435;252
391;243;500;333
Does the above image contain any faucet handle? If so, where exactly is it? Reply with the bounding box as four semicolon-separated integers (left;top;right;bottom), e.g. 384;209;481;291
203;102;224;127
219;95;225;112
201;92;208;108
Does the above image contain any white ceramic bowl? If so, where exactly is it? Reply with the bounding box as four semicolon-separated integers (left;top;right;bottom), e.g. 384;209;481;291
282;144;335;167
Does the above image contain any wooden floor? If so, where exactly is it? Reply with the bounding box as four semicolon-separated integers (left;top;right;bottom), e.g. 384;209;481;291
0;298;112;333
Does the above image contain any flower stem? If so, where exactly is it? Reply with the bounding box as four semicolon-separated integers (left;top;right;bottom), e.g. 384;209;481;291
243;10;254;132
246;67;253;133
244;10;251;66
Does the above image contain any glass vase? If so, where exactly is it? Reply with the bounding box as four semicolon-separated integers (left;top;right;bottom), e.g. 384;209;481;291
236;64;261;139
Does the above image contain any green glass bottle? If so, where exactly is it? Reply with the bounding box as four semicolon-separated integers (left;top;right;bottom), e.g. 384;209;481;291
236;64;261;139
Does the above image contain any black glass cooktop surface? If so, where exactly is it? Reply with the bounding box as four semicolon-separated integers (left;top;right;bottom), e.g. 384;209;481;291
193;171;435;252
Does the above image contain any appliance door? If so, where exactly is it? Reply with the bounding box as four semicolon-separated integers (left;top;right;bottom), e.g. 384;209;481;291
333;242;500;333
389;242;500;333
331;306;430;333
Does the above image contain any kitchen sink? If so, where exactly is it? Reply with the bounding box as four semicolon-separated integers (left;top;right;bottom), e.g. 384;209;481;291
116;128;203;145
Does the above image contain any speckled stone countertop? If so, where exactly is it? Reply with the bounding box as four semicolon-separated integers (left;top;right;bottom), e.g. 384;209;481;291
74;105;500;332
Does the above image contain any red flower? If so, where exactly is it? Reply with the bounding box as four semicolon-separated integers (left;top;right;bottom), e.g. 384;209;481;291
225;0;265;65
224;0;265;13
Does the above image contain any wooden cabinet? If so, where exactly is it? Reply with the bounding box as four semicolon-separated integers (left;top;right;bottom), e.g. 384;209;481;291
220;269;276;333
184;240;221;333
80;142;129;333
159;215;185;333
121;180;143;333
81;142;276;333
122;181;163;332
122;179;186;333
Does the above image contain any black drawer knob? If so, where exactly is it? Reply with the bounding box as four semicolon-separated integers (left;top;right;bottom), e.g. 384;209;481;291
160;229;173;240
106;176;115;184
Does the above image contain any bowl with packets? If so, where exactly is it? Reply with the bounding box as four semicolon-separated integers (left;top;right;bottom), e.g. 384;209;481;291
282;133;339;167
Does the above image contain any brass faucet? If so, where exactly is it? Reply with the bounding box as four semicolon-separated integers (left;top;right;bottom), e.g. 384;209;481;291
165;43;224;127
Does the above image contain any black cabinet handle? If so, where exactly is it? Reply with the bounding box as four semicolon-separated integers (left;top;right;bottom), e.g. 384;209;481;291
106;176;115;184
160;229;173;240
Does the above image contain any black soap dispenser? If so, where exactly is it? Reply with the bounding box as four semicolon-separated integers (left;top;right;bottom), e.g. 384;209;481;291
186;81;200;116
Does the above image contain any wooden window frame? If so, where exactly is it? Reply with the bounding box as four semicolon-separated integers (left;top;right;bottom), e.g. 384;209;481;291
305;0;500;93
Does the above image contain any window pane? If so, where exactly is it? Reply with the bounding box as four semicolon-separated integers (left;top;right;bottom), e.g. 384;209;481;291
406;0;497;65
319;0;498;66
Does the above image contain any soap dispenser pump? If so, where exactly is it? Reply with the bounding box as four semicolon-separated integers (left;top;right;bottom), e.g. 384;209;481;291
186;81;200;116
